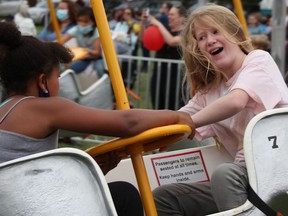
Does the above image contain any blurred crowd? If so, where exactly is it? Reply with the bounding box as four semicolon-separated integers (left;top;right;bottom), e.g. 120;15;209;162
246;7;288;79
2;1;288;109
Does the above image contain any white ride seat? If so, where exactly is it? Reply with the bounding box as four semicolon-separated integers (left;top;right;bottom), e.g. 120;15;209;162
208;107;288;215
0;148;117;216
58;69;113;110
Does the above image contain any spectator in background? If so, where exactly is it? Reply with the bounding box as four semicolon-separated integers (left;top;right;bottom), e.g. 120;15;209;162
112;7;140;87
133;7;150;72
258;14;268;35
138;2;172;72
108;7;124;31
62;6;105;78
145;6;188;110
250;34;270;51
158;2;173;30
247;13;263;35
14;3;37;36
112;7;139;56
264;14;272;36
38;0;78;42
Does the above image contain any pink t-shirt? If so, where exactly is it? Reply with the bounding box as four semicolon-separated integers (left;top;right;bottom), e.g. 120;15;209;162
179;50;288;163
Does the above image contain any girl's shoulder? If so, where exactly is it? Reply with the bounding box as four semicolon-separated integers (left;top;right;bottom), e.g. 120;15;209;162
247;49;271;59
244;49;273;66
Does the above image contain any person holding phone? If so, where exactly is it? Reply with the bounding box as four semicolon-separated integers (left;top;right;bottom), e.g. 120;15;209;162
38;0;78;42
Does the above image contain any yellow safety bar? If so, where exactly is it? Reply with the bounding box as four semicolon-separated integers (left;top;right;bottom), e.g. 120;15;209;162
86;124;192;216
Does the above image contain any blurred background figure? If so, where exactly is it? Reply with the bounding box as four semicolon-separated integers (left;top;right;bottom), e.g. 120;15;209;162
38;0;78;42
157;2;173;30
112;7;139;56
145;6;188;110
247;13;263;35
250;34;270;51
14;3;37;36
62;6;105;78
108;7;123;31
112;7;140;87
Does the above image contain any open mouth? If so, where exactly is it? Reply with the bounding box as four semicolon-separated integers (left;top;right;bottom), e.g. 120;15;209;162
210;47;223;56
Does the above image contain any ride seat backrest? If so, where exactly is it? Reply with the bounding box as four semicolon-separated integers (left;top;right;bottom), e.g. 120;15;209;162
0;148;117;216
78;73;113;109
243;108;288;215
59;70;113;110
208;108;288;216
58;69;82;101
77;63;99;91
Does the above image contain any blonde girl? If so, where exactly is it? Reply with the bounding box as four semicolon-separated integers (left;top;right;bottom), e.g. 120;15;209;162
153;4;288;215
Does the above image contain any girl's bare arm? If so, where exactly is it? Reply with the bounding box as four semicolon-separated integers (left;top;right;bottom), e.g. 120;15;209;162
192;89;250;128
45;97;194;138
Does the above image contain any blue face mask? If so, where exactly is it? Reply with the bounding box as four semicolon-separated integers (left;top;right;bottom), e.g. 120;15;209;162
56;9;68;21
77;25;93;35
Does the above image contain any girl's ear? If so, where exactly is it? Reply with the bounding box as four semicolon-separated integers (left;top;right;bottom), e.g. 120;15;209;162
37;73;47;92
37;73;50;97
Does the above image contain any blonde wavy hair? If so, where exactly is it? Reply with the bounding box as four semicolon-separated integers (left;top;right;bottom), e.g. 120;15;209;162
181;4;253;97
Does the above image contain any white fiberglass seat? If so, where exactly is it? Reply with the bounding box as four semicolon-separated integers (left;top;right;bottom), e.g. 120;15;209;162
58;69;113;110
0;148;117;216
208;108;288;215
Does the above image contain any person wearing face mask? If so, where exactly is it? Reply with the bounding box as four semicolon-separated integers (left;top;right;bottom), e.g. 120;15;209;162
38;0;78;42
61;6;105;78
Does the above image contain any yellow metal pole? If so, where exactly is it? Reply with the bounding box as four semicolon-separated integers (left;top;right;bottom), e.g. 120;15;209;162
89;1;158;215
47;0;62;44
127;145;158;216
90;0;130;110
47;0;63;44
233;0;249;37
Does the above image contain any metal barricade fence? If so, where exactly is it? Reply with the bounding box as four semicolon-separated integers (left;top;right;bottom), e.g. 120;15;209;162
117;54;188;110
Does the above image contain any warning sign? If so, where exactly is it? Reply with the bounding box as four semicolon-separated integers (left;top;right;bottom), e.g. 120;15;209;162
151;150;209;186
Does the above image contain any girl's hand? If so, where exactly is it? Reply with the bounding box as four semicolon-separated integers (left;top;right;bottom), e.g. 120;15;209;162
93;151;121;175
177;111;195;139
